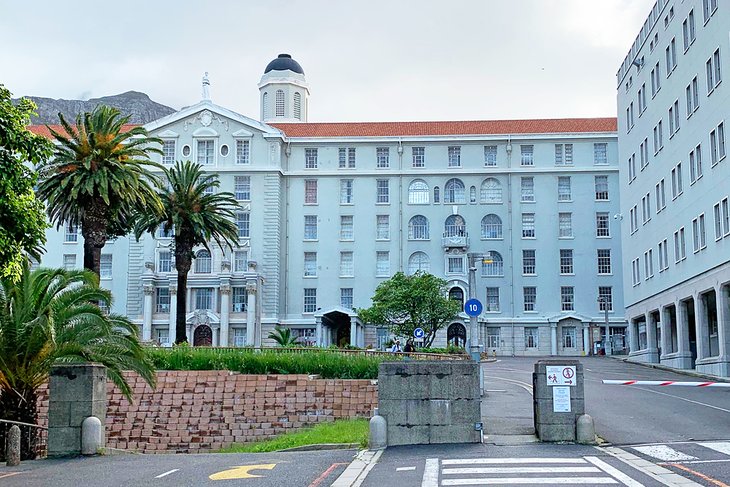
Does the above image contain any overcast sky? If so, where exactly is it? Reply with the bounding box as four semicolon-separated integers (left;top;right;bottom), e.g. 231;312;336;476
1;0;654;122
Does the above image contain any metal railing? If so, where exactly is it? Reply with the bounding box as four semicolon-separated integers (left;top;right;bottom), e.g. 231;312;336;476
0;419;47;460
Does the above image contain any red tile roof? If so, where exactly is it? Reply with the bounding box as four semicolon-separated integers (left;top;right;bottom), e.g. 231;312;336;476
271;118;617;137
27;124;139;138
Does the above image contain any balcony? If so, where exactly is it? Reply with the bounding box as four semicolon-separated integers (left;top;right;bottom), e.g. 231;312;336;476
442;227;469;249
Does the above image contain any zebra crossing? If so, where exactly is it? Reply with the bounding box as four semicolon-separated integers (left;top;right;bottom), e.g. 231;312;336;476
422;456;642;486
630;440;730;464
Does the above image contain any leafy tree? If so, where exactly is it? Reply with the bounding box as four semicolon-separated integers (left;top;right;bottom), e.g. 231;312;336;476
358;272;460;348
268;326;298;347
36;105;162;277
0;265;156;460
133;161;240;344
0;85;52;282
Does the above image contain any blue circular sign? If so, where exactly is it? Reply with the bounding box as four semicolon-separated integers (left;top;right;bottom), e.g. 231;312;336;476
414;327;425;339
464;299;483;317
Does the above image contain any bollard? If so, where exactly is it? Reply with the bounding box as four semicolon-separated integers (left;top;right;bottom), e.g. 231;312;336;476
81;417;103;455
576;414;596;444
6;425;20;466
368;408;387;450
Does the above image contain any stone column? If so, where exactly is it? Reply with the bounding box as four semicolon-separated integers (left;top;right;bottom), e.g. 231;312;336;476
550;323;558;356
583;326;590;355
142;284;154;342
716;285;729;359
695;293;708;361
316;316;323;347
676;300;689;355
629;318;640;352
219;284;230;347
168;285;177;344
660;305;672;360
350;318;357;346
213;326;219;346
646;312;659;362
246;282;257;346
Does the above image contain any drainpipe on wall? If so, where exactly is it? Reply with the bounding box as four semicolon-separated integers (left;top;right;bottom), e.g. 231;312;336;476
506;135;516;357
398;138;404;272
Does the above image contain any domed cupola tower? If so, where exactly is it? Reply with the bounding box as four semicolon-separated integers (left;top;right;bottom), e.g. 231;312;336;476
258;53;310;123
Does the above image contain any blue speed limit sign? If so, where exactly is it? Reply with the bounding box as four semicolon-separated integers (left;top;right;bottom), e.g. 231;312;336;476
464;299;483;317
414;327;425;339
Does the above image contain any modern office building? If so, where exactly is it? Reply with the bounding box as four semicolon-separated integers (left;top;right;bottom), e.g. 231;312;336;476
32;54;626;356
617;0;729;376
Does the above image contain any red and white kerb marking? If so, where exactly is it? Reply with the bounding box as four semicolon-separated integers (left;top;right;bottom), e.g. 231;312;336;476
602;380;730;387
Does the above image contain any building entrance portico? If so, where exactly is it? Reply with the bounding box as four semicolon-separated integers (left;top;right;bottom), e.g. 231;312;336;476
315;308;364;348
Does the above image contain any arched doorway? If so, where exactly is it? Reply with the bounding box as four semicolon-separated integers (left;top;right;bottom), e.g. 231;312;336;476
449;287;464;311
193;324;212;346
447;322;467;348
322;311;351;348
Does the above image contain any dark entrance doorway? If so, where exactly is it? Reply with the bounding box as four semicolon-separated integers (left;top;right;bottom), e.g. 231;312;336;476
322;311;351;347
447;322;467;348
193;325;212;346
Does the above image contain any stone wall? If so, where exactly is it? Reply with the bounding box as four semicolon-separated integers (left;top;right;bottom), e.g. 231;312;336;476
37;370;377;453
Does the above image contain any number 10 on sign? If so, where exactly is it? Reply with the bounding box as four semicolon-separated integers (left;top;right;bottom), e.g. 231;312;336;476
464;299;482;317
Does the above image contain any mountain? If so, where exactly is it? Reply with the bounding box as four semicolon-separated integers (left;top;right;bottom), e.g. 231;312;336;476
17;91;176;125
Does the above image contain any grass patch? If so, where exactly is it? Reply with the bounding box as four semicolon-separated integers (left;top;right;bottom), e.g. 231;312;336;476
218;418;369;453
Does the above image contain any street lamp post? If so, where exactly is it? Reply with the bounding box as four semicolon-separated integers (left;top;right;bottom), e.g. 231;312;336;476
467;253;481;362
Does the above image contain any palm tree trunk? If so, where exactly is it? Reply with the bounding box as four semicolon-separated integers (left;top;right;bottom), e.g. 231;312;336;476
81;206;108;278
175;269;189;344
0;385;40;461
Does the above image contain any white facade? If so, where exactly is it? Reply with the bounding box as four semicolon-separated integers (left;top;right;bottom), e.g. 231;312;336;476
35;55;626;356
617;0;730;376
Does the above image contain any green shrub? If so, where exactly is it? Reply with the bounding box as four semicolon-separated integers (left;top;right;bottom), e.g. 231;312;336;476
417;345;468;355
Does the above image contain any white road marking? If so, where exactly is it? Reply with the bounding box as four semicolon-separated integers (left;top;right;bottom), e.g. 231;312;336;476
634;387;730;413
421;458;439;487
699;441;730;456
598;447;703;486
632;445;698;461
155;469;179;478
442;478;617;485
442;466;600;475
584;456;645;487
396;466;416;471
484;376;533;395
442;458;587;465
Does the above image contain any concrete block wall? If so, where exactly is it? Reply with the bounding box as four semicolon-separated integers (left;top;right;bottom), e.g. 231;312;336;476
532;360;584;442
378;361;480;446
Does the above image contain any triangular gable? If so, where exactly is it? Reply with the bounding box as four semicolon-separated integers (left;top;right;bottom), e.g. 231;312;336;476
546;312;592;324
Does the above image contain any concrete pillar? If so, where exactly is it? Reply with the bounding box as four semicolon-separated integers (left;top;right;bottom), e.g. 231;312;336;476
212;326;219;346
660;305;672;360
315;317;323;347
142;284;154;342
629;318;639;352
220;285;230;347
583;326;590;355
246;284;256;346
350;319;357;346
550;324;558;356
646;312;659;362
168;285;177;344
48;364;106;457
716;285;730;359
695;293;708;361
676;299;690;355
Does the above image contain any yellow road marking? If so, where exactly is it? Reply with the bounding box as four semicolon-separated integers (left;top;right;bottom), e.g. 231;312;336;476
669;463;730;487
209;464;276;480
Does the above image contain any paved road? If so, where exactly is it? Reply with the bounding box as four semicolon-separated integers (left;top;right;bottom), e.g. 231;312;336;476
0;449;355;487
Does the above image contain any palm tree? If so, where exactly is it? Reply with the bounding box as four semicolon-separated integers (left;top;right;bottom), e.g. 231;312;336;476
37;105;163;278
268;326;298;347
134;160;241;344
0;265;156;460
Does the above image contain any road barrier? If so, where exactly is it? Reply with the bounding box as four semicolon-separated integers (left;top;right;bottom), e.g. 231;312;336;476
602;380;730;387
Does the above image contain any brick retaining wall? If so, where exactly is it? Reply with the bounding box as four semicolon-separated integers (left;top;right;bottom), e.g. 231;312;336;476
37;370;377;453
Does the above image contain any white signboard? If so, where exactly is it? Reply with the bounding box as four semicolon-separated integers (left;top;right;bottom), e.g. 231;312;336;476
552;386;571;413
546;366;576;386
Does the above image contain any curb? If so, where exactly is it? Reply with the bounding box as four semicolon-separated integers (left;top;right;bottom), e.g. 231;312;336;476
609;355;730;382
277;443;360;452
331;449;383;487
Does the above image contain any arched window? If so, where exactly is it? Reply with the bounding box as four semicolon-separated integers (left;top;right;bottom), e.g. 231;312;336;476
449;287;464;311
470;186;477;204
481;214;503;239
408;180;430;204
482;251;504;277
444;178;465;203
262;92;269;118
444;215;466;237
408;215;430;240
408;252;430;274
195;250;212;273
434;186;440;203
481;178;502;203
275;90;285;117
293;92;302;120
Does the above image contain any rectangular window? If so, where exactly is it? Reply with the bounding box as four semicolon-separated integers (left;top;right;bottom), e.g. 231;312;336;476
196;140;214;165
304;252;317;277
303;288;317;313
594;143;608;165
693;217;700;252
65;223;78;243
562;326;577;348
597;249;611;274
628;153;636;182
340;251;354;277
559;213;573;238
305;148;318;169
632;258;641;286
523;288;537;312
412;147;425;167
376;147;390;168
674;227;686;262
376;215;390;240
234;176;251;201
665;37;677;73
715;203;723;240
720;122;726;160
522;249;536;275
595;176;609;200
158;251;172;273
653;120;663;153
340;288;354;309
236;140;250;165
448;256;464;274
700;214;707;249
448;146;461;167
100;254;112;279
376;251;390;277
376;179;389;204
560;249;574;275
484;145;497;166
234;250;247;272
338;147;356;168
304;215;317;240
558;176;571;201
486;287;500;312
524;326;538;347
340;215;353;240
486;327;500;349
340;179;354;204
520;177;535;202
156;288;170;313
655;179;666;212
520;145;534;166
554;144;563;165
707;48;722;94
626;103;634;130
561;287;575;312
598;287;613;311
723;198;730;237
162;140;176;165
682;10;696;51
233;328;246;346
232;287;248;312
596;213;610;237
522;213;535;238
638;84;646;113
195;288;213;310
236;212;249;238
304;179;318;204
